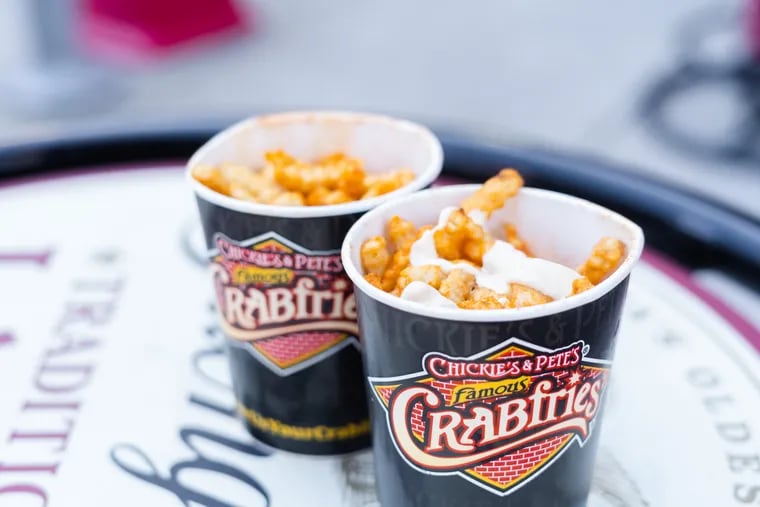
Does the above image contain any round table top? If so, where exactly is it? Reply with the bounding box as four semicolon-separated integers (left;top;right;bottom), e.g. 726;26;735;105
0;163;758;506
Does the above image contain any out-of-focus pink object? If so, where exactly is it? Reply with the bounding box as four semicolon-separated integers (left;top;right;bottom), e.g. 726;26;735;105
748;0;760;60
78;0;251;64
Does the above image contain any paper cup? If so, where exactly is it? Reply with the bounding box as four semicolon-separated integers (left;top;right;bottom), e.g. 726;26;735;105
187;111;443;455
342;185;644;505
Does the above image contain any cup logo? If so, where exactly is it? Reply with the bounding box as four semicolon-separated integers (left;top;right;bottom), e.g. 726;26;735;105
210;232;359;375
369;338;610;496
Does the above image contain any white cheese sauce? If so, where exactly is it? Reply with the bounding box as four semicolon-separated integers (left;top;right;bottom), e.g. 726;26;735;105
400;281;458;308
401;206;579;307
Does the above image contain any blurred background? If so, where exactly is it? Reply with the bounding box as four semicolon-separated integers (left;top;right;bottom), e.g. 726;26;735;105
1;0;759;218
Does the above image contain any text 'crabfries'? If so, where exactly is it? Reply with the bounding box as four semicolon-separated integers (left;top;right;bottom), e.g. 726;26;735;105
360;169;627;310
193;150;415;206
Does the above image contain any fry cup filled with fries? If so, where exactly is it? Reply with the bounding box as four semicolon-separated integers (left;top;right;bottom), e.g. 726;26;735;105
187;111;442;455
341;170;644;507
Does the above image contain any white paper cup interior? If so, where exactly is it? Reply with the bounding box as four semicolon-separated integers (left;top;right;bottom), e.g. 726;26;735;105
342;184;645;321
186;111;443;218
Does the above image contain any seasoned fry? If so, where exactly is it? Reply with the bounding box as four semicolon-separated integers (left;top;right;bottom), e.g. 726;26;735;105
360;236;391;276
577;237;626;285
381;249;411;292
305;188;353;205
365;273;384;290
269;191;305;206
336;165;367;199
458;287;509;309
572;277;594;295
395;265;446;294
358;168;628;310
433;209;492;265
362;170;415;199
388;216;417;250
508;283;553;308
439;269;476;304
193;150;413;206
192;165;230;195
228;185;257;202
461;169;523;216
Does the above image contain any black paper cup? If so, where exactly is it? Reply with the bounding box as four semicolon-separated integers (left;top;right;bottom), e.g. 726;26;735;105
342;185;644;505
187;111;443;455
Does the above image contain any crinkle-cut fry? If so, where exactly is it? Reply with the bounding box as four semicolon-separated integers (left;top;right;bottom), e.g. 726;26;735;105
458;287;510;309
504;223;532;256
577;237;626;285
364;273;384;290
317;152;367;198
508;283;552;308
337;165;367;199
267;150;336;194
360;236;391;276
258;186;289;204
269;191;305;206
267;151;314;192
265;149;298;168
224;162;287;203
387;215;417;250
395;265;445;294
461;168;523;216
192;164;230;195
464;237;495;265
378;216;419;292
318;152;363;167
305;188;353;205
572;277;594;295
433;208;491;265
381;249;410;292
229;185;257;201
439;269;476;304
285;166;333;194
362;170;415;199
196;150;412;206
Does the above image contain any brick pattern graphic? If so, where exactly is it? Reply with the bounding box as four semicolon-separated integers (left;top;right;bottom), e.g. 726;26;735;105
214;235;354;371
468;433;571;488
373;344;609;493
255;332;348;369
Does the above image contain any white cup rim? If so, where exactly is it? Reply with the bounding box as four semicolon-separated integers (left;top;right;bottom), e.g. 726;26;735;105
341;184;645;322
185;111;444;218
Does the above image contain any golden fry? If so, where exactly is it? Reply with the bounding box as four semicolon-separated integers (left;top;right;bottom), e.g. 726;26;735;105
439;269;476;304
381;249;410;292
395;265;446;294
228;185;257;202
433;209;491;265
360;236;391;276
387;216;417;250
337;165;367;199
461;168;523;216
359;169;628;311
362;170;415;199
305;188;353;205
508;283;552;308
192;165;230;195
577;237;626;285
268;191;304;206
364;273;384;290
193;150;413;206
572;277;594;295
458;287;509;309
